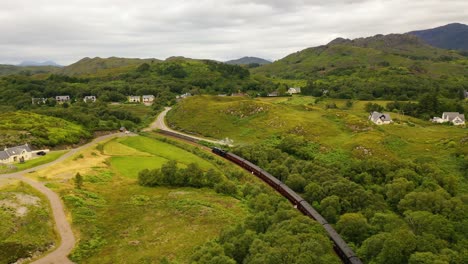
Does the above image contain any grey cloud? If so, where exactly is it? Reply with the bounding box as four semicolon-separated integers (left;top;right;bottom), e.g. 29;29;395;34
0;0;467;65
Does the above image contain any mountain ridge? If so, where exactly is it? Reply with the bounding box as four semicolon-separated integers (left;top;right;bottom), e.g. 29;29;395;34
408;23;468;51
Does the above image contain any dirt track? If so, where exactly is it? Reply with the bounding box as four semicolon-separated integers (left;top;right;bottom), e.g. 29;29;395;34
0;133;128;264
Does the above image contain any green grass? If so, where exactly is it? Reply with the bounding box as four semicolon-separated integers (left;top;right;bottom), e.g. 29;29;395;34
37;135;249;263
117;136;213;169
14;151;67;171
109;156;171;178
0;111;90;147
0;181;57;263
167;95;467;174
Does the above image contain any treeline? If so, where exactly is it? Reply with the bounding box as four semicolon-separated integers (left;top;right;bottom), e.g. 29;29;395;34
300;69;468;101
232;135;467;264
138;160;237;196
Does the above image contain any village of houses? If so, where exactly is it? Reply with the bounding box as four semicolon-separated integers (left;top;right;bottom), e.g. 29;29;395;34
1;89;464;167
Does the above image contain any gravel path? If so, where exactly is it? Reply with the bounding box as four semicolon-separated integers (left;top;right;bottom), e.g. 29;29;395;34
0;133;128;264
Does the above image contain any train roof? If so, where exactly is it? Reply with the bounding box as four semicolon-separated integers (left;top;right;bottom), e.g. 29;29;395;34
278;182;305;203
299;200;328;225
322;224;359;260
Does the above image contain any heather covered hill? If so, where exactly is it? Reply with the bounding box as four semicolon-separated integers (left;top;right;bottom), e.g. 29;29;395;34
409;23;468;51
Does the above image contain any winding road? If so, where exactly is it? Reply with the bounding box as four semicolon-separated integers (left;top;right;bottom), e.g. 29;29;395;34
0;133;129;264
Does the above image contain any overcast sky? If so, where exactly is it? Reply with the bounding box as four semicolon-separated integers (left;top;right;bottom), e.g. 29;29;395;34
1;0;467;65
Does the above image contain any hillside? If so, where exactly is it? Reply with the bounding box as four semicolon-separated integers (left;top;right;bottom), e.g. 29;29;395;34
409;23;468;51
225;56;271;65
0;64;59;76
0;111;90;147
166;95;467;263
58;57;161;76
252;33;468;100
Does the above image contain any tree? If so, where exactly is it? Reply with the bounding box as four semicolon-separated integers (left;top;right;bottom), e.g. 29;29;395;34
336;213;370;245
74;172;83;189
364;102;384;113
136;63;150;73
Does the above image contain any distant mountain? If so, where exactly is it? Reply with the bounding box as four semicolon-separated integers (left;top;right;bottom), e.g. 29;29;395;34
58;56;161;76
408;23;468;51
18;60;62;67
0;64;59;76
225;56;271;65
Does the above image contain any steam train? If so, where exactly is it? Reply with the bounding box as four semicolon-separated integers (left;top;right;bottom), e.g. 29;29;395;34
212;147;362;264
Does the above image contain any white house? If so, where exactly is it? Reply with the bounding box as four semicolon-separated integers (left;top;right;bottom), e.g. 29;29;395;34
83;96;96;103
56;95;70;104
128;96;141;103
32;98;47;105
438;112;466;126
287;87;301;95
142;95;155;105
369;112;393;125
0;144;33;163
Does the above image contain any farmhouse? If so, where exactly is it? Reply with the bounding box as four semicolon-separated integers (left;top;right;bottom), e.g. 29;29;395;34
56;95;70;104
128;96;141;103
287;87;301;95
83;96;97;103
31;98;47;105
436;112;466;126
142;95;155;104
0;144;33;163
369;112;393;125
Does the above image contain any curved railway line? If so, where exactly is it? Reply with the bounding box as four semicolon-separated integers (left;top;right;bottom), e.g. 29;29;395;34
153;110;363;264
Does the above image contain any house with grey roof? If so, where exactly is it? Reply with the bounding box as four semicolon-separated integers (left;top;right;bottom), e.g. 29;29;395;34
440;112;465;126
56;95;70;104
83;96;96;103
0;144;32;164
128;96;141;103
369;112;393;125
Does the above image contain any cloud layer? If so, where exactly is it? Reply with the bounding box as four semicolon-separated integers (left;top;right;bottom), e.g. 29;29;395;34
1;0;467;65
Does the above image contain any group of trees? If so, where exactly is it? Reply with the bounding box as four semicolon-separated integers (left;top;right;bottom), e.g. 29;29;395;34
192;191;340;264
138;160;237;196
232;135;467;264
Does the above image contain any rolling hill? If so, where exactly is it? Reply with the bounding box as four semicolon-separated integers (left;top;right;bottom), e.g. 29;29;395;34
57;56;161;76
225;56;271;65
408;23;468;51
252;33;468;99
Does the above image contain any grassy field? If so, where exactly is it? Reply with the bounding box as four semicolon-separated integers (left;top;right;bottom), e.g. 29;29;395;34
14;151;67;171
167;95;467;175
29;135;249;263
0;180;57;263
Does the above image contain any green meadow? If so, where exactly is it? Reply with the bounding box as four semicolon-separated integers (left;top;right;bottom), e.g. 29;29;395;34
167;95;467;177
36;135;249;263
